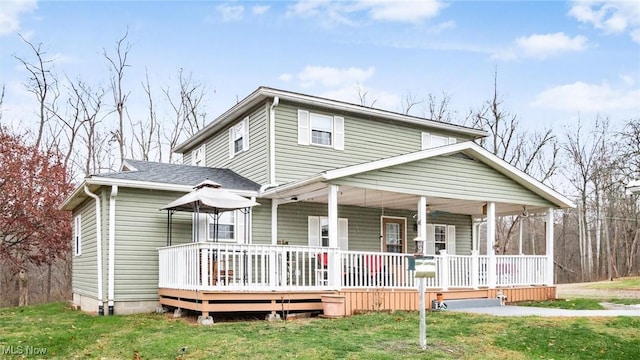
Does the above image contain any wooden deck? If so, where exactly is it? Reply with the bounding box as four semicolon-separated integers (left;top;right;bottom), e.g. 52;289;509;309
159;286;556;317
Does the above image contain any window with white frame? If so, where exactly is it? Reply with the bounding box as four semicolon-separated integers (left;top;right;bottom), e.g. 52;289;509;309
229;117;249;158
434;225;446;252
298;110;344;150
310;113;333;146
421;132;457;149
74;215;82;256
308;216;348;250
208;211;235;241
426;223;456;255
191;144;205;166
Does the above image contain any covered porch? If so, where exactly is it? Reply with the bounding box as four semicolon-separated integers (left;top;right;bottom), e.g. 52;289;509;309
157;143;572;316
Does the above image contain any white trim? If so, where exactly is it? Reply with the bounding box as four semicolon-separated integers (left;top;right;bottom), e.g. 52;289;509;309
84;186;103;310
626;179;640;195
61;177;259;210
108;185;118;308
174;87;487;153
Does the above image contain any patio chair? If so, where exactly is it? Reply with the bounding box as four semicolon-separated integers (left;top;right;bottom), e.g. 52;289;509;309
212;260;234;286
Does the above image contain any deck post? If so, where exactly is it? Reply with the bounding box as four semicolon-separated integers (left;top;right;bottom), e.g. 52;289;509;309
418;197;427;254
545;208;554;286
440;250;449;291
486;202;497;288
328;184;340;287
471;250;479;289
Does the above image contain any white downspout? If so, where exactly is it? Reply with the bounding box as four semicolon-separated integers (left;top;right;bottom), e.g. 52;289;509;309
84;186;103;316
108;185;118;315
269;96;279;184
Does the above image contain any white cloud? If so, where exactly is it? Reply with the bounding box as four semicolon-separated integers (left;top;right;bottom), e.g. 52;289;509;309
217;4;244;22
494;32;588;60
569;0;640;43
531;81;640;113
297;65;375;88
0;0;37;36
252;5;269;15
278;73;292;82
287;0;445;25
362;0;445;23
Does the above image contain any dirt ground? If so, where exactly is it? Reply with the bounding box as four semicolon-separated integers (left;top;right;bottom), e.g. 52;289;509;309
556;280;640;300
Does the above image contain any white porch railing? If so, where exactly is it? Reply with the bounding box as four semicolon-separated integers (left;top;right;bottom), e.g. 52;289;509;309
158;243;549;291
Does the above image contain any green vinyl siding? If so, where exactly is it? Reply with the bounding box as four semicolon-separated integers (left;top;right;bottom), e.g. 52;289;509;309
275;201;471;255
182;152;192;165
332;154;555;207
251;198;272;244
72;197;100;298
204;105;269;184
112;187;192;301
273;101;471;184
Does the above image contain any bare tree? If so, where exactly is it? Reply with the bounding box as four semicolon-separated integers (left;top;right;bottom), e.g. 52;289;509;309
14;35;58;150
162;68;208;162
103;31;132;167
471;69;558;254
355;83;378;108
400;90;423;115
132;69;161;161
423;92;455;123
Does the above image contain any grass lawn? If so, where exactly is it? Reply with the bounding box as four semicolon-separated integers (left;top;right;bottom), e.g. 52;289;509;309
587;277;640;290
515;298;605;310
1;303;639;359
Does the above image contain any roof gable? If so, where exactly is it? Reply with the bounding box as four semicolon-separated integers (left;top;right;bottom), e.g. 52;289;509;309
264;142;575;209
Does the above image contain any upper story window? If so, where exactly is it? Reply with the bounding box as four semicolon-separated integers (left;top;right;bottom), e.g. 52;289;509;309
192;144;205;167
229;117;250;158
298;110;344;150
421;132;457;149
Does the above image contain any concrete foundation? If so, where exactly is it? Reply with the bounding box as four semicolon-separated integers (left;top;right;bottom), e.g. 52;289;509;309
197;316;214;325
72;293;159;315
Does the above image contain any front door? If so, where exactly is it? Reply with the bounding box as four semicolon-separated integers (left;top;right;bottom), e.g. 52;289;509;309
381;217;406;253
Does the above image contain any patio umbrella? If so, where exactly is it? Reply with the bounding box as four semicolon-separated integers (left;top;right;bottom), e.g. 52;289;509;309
161;180;260;244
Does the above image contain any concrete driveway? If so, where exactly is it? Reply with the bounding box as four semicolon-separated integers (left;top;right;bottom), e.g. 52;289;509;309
449;305;640;317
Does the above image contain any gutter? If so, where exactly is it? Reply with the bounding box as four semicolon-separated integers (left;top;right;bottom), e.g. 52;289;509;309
84;186;104;316
108;185;118;315
269;96;279;184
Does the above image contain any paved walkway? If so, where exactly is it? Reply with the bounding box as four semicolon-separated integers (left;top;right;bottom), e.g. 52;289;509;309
449;305;640;317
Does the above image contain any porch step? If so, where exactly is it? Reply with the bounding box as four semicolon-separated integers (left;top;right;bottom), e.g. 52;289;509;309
432;298;501;310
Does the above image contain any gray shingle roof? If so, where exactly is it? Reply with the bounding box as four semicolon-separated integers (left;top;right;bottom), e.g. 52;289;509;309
94;159;261;191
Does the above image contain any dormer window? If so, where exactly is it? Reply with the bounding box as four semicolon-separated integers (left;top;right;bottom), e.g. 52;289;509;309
421;132;457;150
229;117;249;158
298;109;344;150
192;144;205;166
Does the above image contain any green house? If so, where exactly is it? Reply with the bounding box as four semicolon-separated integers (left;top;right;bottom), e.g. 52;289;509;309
62;87;574;317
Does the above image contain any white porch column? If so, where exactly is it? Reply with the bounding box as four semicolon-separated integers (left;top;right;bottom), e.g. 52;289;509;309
440;250;449;291
486;202;497;288
270;200;279;287
545;207;555;286
418;196;427;255
328;184;340;287
271;200;279;245
471;250;479;289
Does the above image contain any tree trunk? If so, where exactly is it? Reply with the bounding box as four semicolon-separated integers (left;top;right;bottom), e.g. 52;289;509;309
18;269;28;306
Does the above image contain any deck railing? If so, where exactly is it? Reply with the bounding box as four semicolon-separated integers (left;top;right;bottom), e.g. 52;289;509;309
158;243;549;291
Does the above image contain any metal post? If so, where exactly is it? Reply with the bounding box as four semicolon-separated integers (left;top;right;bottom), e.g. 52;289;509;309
419;277;426;349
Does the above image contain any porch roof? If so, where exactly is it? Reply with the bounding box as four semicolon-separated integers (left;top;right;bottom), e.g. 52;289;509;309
261;142;575;216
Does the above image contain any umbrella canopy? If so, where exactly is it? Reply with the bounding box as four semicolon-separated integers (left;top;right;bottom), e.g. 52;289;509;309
161;180;260;213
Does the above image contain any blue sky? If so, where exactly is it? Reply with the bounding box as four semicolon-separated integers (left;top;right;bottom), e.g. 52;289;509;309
1;0;639;135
